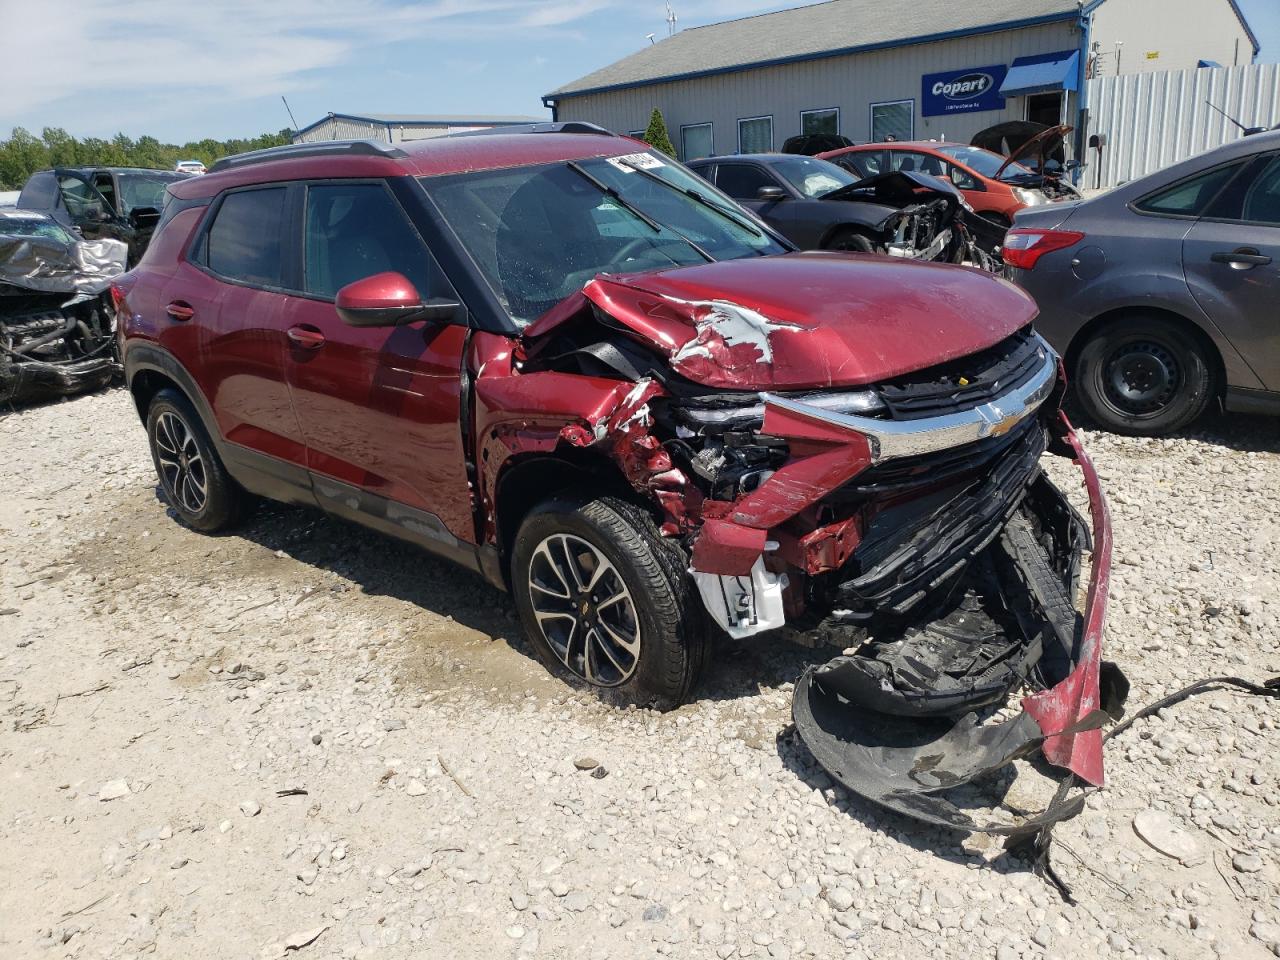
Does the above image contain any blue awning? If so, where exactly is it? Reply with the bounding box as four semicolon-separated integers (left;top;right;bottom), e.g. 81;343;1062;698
1198;59;1223;68
998;50;1080;97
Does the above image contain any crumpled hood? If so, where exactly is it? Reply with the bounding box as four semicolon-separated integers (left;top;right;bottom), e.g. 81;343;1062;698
566;252;1038;390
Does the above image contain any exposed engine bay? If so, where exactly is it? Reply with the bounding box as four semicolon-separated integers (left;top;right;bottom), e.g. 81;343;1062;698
0;210;125;405
824;170;1006;271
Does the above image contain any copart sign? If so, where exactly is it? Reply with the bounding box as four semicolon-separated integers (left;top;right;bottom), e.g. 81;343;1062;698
921;63;1008;117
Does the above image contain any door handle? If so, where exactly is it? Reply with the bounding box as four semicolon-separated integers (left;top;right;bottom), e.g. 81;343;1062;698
1210;247;1272;269
286;325;326;349
165;300;195;321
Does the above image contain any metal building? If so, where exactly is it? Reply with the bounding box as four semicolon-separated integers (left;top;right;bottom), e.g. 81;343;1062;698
292;113;546;144
545;0;1258;162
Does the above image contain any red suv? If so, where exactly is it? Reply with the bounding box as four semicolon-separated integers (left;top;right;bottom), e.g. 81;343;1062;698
116;127;1112;795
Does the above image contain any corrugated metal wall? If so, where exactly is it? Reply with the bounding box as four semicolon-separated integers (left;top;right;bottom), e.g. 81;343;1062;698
1084;63;1280;188
555;21;1081;157
293;119;468;144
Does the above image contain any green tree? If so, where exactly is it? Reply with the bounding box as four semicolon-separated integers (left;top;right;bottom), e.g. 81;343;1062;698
642;108;676;158
0;128;50;191
0;126;294;189
42;127;81;167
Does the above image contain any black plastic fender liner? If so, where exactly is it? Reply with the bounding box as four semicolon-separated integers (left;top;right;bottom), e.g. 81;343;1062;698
791;667;1108;836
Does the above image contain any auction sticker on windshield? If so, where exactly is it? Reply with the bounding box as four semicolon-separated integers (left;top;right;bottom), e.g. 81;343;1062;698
607;153;665;173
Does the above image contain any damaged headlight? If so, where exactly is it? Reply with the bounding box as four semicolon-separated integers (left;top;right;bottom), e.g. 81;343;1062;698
675;388;885;433
1014;187;1048;207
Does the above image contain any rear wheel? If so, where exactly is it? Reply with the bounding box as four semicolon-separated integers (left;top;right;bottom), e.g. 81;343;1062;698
824;228;875;253
1074;317;1214;436
146;389;252;531
510;494;705;710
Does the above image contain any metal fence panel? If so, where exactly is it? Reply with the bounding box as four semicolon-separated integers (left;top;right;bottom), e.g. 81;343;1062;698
1085;63;1280;189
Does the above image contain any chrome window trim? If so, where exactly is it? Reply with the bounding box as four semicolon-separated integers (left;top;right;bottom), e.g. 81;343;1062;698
761;341;1057;462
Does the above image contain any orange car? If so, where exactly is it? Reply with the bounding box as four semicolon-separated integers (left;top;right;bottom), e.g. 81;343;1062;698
818;141;1062;228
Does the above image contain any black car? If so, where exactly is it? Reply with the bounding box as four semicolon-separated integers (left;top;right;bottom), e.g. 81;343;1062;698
16;167;189;266
687;153;1002;268
781;133;854;156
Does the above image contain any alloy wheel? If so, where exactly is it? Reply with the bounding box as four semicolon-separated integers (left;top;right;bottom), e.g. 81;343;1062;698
527;533;641;686
154;411;208;514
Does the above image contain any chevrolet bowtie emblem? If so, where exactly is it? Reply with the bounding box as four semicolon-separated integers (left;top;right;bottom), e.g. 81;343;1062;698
985;409;1023;437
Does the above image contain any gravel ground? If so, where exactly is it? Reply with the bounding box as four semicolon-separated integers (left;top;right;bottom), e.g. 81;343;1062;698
1;388;1277;960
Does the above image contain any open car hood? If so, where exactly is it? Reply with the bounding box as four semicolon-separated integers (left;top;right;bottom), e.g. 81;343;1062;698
525;252;1037;391
823;169;963;206
995;124;1073;180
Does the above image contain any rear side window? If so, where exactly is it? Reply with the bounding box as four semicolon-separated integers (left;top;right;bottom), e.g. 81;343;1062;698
1133;163;1243;217
303;183;434;299
715;164;781;200
1202;154;1280;225
206;188;287;286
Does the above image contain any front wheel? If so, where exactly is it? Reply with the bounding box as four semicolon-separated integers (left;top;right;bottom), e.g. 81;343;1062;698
824;228;875;253
1074;317;1214;436
510;495;705;709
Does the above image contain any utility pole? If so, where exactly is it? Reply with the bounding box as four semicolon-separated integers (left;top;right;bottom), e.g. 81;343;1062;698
665;1;677;37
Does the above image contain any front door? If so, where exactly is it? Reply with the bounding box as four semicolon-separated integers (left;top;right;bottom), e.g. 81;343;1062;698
1182;152;1280;390
283;179;475;545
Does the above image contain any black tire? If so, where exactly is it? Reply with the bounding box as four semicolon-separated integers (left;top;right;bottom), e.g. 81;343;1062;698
510;494;705;710
824;228;875;253
145;389;252;532
1073;316;1214;436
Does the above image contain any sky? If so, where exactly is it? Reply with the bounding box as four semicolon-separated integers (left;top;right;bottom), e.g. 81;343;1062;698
1;0;1277;144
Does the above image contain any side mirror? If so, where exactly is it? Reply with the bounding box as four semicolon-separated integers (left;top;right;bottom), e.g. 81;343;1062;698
129;206;160;230
756;185;786;201
85;204;111;223
335;271;463;327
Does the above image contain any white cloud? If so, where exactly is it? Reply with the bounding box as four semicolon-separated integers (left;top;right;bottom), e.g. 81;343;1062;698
0;0;825;136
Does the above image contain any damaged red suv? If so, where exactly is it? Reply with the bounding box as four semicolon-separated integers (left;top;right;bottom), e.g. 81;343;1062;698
118;126;1115;825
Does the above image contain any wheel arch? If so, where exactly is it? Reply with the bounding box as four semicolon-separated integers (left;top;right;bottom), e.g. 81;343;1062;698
1063;305;1226;401
493;452;643;576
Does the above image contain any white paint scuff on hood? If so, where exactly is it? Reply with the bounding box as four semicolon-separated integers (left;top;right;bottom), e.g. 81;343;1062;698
665;296;805;366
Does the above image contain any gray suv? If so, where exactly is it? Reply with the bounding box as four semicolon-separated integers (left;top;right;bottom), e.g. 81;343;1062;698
1006;129;1280;435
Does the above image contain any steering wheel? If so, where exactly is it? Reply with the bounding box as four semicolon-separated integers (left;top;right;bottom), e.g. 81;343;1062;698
616;236;658;262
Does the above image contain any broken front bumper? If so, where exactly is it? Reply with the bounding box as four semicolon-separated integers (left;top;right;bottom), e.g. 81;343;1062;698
682;338;1115;829
792;418;1114;832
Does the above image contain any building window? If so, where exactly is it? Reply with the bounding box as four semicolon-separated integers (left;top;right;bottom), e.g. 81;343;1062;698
870;100;914;142
680;123;714;161
800;108;839;136
737;116;773;154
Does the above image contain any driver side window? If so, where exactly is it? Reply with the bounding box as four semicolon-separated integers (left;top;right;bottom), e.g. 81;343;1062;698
715;163;782;200
58;175;102;219
303;183;440;300
947;163;979;190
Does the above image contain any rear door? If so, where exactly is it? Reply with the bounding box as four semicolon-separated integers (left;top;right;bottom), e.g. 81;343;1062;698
283;178;475;544
175;184;309;471
1182;152;1280;389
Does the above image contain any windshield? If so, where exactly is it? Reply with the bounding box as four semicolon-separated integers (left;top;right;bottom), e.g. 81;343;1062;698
422;153;785;324
934;145;1033;180
0;216;76;244
118;172;185;214
767;156;859;198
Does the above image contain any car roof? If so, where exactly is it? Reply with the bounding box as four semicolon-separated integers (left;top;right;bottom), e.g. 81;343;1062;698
168;133;650;200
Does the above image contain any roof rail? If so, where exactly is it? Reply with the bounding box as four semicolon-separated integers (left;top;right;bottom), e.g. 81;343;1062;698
446;121;615;139
209;139;407;173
